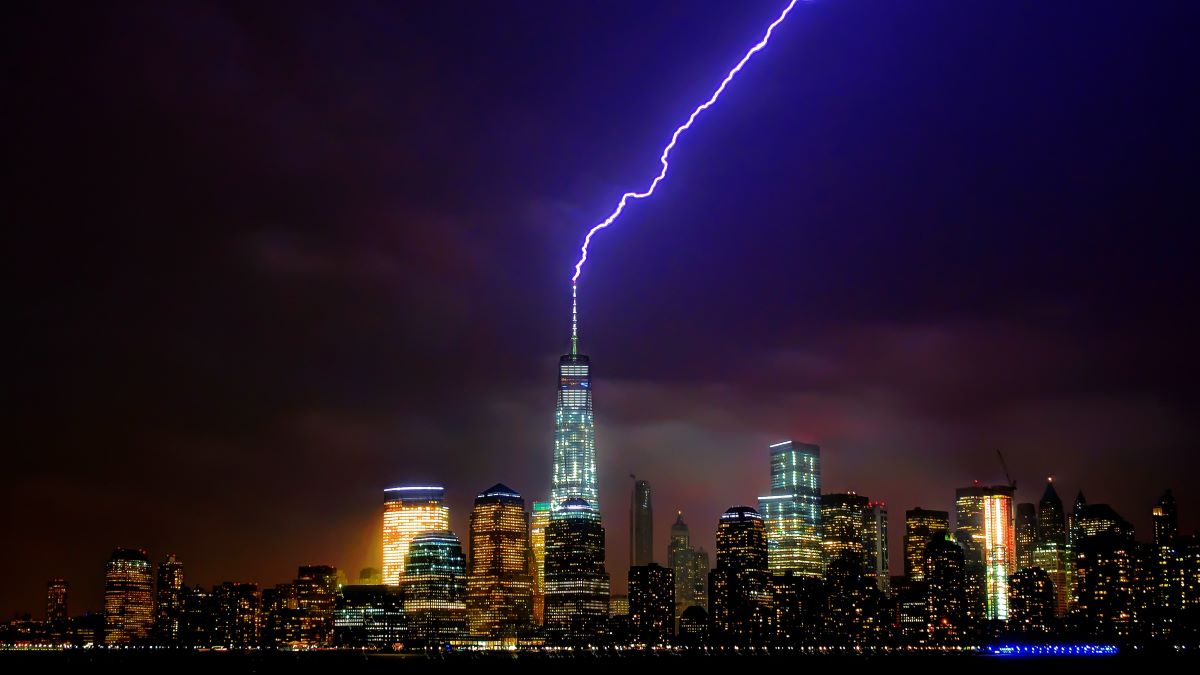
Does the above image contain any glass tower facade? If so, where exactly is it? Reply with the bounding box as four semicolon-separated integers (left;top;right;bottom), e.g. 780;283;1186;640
552;352;597;510
955;484;1015;621
630;479;653;567
403;531;467;644
544;498;610;639
466;484;533;640
757;440;822;577
382;486;450;586
104;548;154;645
530;501;550;625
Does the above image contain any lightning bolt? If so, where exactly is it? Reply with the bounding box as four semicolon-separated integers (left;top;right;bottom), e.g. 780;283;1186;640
571;0;800;284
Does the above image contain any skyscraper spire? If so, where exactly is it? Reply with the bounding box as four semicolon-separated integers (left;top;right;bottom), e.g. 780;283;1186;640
571;282;578;356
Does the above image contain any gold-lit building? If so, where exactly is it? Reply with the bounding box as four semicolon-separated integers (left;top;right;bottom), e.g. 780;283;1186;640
904;507;949;581
382;486;449;586
466;484;533;639
530;501;550;625
820;492;869;572
103;548;154;645
955;483;1015;621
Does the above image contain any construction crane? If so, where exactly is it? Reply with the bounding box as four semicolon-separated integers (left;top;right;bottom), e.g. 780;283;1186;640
996;449;1016;489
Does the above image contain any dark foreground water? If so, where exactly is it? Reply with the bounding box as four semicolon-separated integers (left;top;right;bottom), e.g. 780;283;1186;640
2;650;1197;674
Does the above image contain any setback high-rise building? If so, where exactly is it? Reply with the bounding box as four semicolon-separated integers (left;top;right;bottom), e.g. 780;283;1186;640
864;501;890;593
630;479;653;567
1033;478;1069;616
530;501;550;625
708;506;772;645
551;290;597;510
1015;502;1037;570
403;531;467;644
666;512;709;617
382;486;450;586
103;548;154;645
628;563;674;644
466;484;533;640
904;508;949;582
955;483;1015;621
821;492;870;573
46;579;68;624
155;553;184;643
757;440;822;577
543;498;610;640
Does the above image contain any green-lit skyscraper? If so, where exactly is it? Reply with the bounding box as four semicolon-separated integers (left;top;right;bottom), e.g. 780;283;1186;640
757;440;822;577
551;287;597;511
403;531;467;644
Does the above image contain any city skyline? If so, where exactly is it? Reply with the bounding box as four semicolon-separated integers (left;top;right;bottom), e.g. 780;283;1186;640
7;0;1198;626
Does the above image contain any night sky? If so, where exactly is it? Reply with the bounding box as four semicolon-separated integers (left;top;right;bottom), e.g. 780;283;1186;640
7;1;1199;617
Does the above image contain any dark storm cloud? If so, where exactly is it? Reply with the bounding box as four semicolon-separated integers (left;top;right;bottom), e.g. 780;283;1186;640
6;0;1199;614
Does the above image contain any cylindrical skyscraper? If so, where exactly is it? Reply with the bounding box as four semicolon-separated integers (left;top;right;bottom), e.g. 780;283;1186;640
104;548;154;645
382;486;450;586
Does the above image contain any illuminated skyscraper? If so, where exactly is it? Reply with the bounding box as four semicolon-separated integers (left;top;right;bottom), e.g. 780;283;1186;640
1015;502;1037;570
1075;530;1140;637
757;440;822;577
708;506;772;645
295;565;339;648
382;485;450;586
103;548;154;645
666;512;709;617
628;563;674;643
955;484;1015;621
821;492;870;573
1033;478;1069;616
544;498;610;640
212;582;261;648
403;531;467;644
530;501;550;625
904;507;949;582
552;293;597;510
46;579;68;624
155;553;184;643
864;502;889;593
466;484;533;640
630;479;653;567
